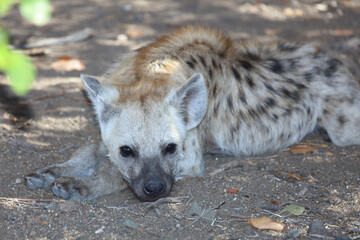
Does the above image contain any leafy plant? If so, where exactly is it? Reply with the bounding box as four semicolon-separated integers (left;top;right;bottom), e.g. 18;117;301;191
0;0;51;95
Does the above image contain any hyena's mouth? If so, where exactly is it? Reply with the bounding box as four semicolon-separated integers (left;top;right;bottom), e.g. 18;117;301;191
130;174;174;202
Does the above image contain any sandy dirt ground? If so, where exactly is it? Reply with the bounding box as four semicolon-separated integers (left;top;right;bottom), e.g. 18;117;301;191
1;0;360;239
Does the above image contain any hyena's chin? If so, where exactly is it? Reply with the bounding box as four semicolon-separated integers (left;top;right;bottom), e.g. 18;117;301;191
130;174;174;202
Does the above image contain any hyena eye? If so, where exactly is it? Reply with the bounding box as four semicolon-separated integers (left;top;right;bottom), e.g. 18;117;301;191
120;146;134;157
164;143;177;154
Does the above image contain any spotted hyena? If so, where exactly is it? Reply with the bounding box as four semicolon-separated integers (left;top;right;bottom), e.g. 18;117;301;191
25;26;360;202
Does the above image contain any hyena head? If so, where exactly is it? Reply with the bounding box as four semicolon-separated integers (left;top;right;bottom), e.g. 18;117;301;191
81;73;207;201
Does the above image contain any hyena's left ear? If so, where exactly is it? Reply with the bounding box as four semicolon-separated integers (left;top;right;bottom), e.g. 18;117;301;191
167;73;208;130
81;75;119;121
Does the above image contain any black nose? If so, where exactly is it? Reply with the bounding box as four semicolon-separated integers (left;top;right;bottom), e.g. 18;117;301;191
143;179;166;196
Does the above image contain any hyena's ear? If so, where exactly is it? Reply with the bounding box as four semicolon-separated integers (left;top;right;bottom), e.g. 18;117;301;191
168;73;208;130
81;75;119;122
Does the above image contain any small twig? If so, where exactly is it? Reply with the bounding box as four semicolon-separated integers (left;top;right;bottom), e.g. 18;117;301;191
21;28;93;49
210;155;278;176
82;219;95;227
179;201;225;230
262;209;283;218
106;206;140;216
217;210;250;219
58;144;80;154
143;196;190;216
298;142;328;148
0;197;63;202
24;92;86;105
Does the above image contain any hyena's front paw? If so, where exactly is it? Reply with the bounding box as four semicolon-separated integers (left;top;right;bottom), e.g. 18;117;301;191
51;177;90;202
24;168;58;191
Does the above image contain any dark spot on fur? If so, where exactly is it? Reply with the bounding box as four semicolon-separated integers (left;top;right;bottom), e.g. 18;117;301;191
264;83;276;93
232;67;241;82
337;115;348;126
256;104;267;115
282;108;292;116
271;113;278;122
239;93;247;105
287;133;293;140
306;106;311;115
295;83;307;90
198;55;207;68
288;59;297;70
269;58;283;74
212;84;217;96
243;51;261;61
208;69;213;80
218;50;226;59
323;109;329;115
324;58;341;77
227;95;234;113
186;56;197;69
281;88;299;101
304;72;313;82
211;58;218;69
264;97;276;108
238;59;253;70
213;102;220;116
278;42;299;52
248;108;258;118
245;75;255;88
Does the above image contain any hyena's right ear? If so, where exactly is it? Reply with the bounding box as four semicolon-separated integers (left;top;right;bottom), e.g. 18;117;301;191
167;73;208;130
81;75;119;122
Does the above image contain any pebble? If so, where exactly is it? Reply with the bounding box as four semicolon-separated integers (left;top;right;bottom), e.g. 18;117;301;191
188;201;217;222
286;229;301;239
58;202;77;212
95;226;105;234
307;221;329;237
124;219;138;230
44;203;57;210
189;201;203;216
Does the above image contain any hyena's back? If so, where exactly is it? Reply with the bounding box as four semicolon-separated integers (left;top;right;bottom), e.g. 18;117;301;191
106;26;360;156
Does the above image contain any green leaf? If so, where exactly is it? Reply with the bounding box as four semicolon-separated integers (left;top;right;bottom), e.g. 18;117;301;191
0;0;13;17
279;204;305;216
0;28;9;45
19;0;51;26
7;51;36;95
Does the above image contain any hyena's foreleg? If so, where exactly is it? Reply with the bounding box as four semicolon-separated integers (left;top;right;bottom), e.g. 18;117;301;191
50;161;127;201
25;143;106;191
174;130;204;180
25;142;127;201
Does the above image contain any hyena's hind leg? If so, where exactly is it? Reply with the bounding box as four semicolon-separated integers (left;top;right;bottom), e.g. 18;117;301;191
25;142;126;201
316;61;360;147
318;94;360;147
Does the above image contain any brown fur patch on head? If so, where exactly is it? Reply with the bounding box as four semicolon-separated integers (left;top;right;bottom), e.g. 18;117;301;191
100;26;234;104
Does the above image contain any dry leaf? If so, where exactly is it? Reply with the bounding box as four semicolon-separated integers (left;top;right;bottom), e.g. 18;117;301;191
51;56;86;71
325;151;333;156
250;216;284;231
226;188;239;194
290;144;317;154
330;29;354;37
287;173;305;182
270;200;282;205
